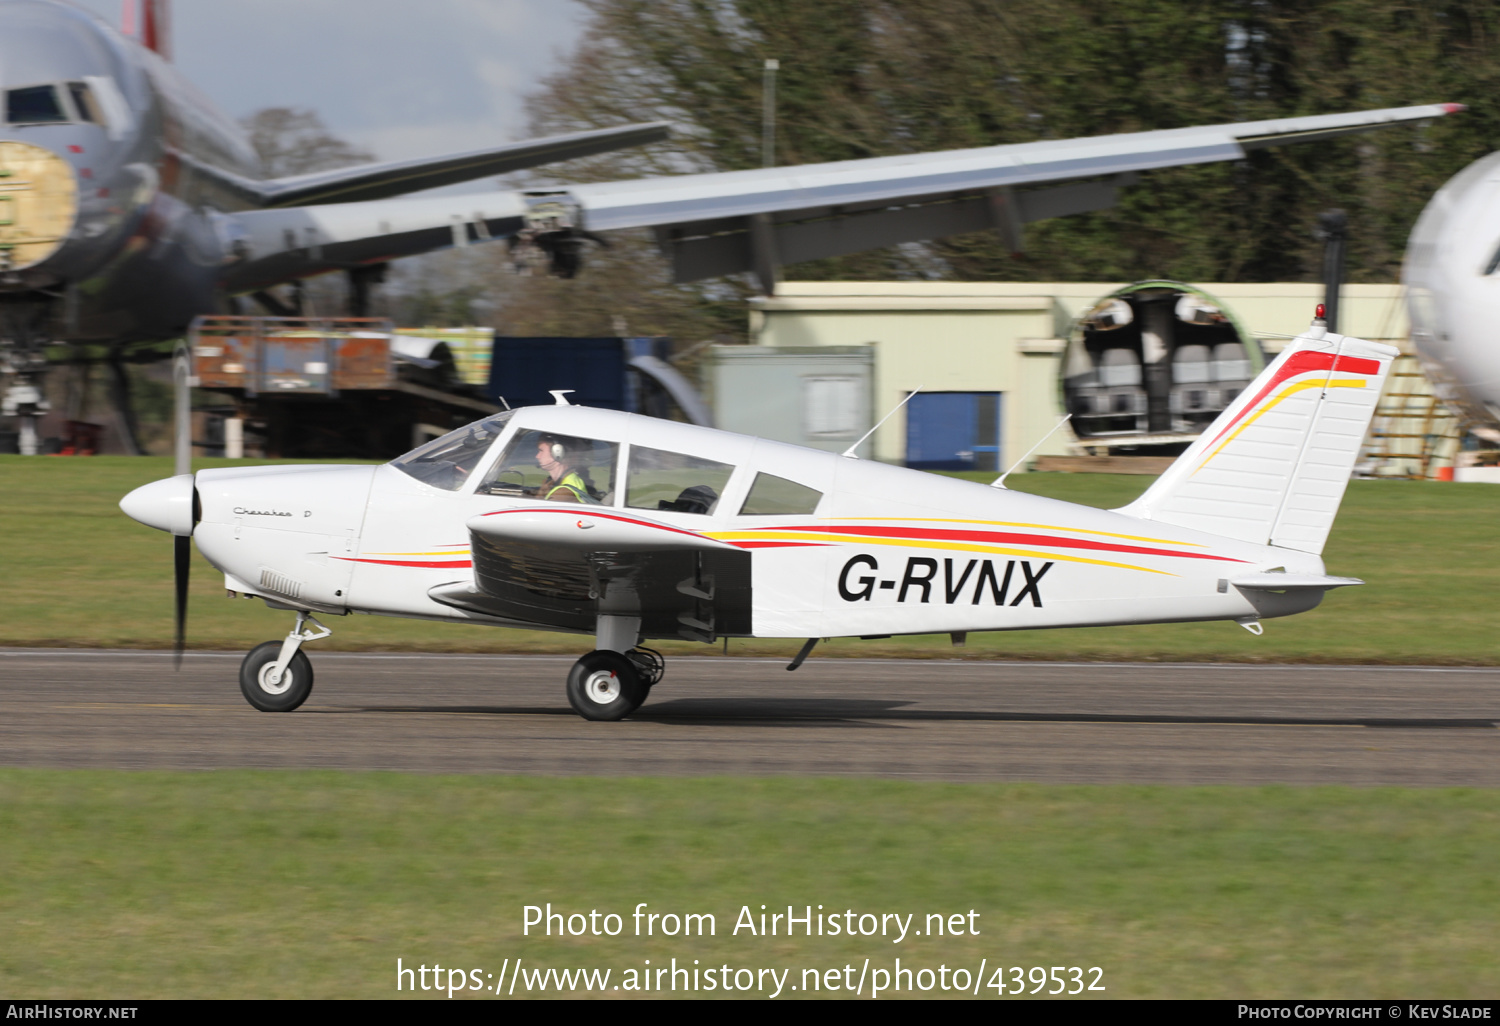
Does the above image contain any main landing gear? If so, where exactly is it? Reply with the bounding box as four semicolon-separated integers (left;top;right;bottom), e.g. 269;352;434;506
565;614;665;721
234;610;668;722
239;611;331;712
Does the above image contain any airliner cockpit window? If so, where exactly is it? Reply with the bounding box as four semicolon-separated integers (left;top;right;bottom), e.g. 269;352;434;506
67;82;102;125
6;85;68;124
390;411;515;491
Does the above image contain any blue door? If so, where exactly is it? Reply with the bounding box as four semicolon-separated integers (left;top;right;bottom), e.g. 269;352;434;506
905;392;1002;471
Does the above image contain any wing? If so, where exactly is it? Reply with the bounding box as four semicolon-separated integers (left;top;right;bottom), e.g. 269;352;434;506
427;507;752;641
557;103;1461;289
191;122;671;209
218;103;1460;294
219;189;532;294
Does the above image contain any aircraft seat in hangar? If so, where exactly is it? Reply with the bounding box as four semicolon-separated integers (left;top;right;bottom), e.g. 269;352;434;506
1071;348;1146;432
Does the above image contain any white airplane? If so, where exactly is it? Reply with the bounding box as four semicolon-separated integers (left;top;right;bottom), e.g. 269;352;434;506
121;314;1396;720
1404;152;1500;442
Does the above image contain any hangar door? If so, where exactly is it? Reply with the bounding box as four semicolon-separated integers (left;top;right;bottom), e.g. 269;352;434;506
905;392;1002;472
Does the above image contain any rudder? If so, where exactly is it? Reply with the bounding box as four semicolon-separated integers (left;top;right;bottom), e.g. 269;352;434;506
1115;325;1397;555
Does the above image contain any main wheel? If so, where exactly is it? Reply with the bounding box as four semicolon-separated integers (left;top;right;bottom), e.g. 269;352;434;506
566;650;646;721
239;641;314;712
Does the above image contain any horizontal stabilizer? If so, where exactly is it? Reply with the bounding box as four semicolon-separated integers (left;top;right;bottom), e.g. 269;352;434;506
1116;326;1397;554
1230;573;1363;590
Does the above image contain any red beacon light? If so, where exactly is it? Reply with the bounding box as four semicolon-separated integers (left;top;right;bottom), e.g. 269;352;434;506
1314;303;1326;321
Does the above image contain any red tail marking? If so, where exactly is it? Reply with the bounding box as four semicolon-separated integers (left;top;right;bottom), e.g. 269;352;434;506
123;0;170;59
1203;349;1381;452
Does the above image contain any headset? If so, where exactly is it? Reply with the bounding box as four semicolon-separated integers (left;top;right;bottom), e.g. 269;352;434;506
538;434;567;466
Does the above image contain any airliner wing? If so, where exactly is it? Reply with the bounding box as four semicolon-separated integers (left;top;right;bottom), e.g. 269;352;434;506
195;122;672;209
557;103;1461;288
218;103;1460;295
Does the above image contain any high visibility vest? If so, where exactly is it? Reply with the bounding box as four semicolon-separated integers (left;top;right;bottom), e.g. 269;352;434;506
543;471;590;503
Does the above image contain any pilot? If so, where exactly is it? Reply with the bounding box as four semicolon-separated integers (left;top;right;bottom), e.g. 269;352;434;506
534;434;592;503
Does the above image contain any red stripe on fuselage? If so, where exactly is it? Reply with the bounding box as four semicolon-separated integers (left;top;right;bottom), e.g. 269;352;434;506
757;524;1247;562
480;507;707;540
335;558;473;569
727;541;830;549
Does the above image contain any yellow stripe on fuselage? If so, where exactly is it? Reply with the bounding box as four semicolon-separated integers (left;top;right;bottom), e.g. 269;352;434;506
707;530;1175;575
831;516;1206;548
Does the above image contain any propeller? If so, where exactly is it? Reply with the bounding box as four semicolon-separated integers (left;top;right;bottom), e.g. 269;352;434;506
174;534;190;667
172;340;191;669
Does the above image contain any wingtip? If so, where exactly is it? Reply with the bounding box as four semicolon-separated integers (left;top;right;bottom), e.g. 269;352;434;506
1441;103;1467;114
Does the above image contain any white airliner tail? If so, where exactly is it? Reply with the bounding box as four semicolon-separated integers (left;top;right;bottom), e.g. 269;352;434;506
1115;326;1398;555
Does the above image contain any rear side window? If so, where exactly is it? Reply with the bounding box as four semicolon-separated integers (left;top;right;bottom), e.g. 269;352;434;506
738;472;822;515
626;446;734;516
7;85;67;124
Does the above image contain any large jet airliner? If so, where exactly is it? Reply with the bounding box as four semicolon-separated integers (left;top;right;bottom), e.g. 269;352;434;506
0;0;1461;452
1404;153;1500;444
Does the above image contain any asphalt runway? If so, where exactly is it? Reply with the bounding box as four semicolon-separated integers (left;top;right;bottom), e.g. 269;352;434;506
1;649;1497;785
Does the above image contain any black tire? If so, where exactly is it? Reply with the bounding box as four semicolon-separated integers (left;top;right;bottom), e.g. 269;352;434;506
566;650;646;721
239;641;314;712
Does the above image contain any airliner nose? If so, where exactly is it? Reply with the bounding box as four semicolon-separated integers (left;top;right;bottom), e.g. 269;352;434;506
120;475;197;536
0;139;78;273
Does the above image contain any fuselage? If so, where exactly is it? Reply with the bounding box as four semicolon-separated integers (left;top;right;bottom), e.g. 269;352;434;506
181;406;1328;641
1404;150;1500;436
0;0;256;341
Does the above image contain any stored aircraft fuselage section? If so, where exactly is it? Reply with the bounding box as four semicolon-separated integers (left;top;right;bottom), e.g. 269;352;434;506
0;0;257;341
1062;282;1265;450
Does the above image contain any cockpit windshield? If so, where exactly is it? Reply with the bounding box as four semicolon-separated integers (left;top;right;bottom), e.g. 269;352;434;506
389;411;515;491
6;85;67;125
4;81;105;127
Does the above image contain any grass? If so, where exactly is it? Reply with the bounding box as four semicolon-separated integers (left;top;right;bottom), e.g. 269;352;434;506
2;455;1497;662
1;769;1496;998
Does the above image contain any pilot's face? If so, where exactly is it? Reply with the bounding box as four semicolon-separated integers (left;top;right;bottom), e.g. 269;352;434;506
536;439;562;478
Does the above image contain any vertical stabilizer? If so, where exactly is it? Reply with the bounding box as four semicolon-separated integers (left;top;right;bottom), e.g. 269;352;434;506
122;0;171;60
1114;326;1397;554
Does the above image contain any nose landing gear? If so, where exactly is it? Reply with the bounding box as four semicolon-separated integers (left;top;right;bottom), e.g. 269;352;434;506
239;611;331;712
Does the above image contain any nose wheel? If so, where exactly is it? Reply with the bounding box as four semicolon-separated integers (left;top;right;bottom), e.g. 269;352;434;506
566;649;658;721
240;642;314;711
238;611;331;712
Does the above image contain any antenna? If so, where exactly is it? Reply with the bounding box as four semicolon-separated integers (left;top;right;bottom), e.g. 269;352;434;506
991;413;1072;488
841;386;921;460
549;389;574;406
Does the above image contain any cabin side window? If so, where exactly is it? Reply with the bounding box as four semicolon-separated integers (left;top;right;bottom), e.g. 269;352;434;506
478;430;618;505
625;446;734;516
737;472;823;515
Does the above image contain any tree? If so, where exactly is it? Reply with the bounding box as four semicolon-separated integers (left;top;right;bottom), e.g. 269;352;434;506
241;107;374;178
